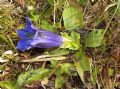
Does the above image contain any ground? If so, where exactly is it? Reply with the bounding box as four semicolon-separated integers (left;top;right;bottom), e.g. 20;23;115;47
0;0;120;89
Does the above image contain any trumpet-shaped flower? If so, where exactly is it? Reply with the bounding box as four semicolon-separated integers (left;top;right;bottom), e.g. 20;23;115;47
17;18;63;51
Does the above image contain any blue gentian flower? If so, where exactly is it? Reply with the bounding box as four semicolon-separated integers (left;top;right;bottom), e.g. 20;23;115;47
17;17;63;51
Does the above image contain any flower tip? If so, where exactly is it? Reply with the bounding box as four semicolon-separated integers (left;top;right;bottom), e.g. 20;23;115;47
26;17;32;25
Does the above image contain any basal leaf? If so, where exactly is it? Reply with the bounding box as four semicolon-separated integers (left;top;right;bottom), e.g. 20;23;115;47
0;81;18;89
85;29;105;47
75;48;91;83
17;68;49;86
17;70;31;86
63;5;84;30
71;31;80;42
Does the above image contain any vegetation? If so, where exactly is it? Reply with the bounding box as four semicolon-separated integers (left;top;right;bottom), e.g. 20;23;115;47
0;0;119;89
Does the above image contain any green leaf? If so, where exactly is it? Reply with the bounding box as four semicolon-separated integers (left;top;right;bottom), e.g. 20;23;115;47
71;31;80;42
49;49;69;56
50;60;59;68
117;4;120;15
46;0;54;6
55;76;66;89
43;6;53;19
78;0;87;6
55;67;64;76
0;81;18;89
109;68;114;77
28;7;42;22
46;0;65;8
55;63;74;76
85;29;105;47
75;48;91;83
63;5;84;30
60;63;73;75
40;19;56;32
61;32;80;50
90;67;99;85
117;0;120;14
17;68;49;86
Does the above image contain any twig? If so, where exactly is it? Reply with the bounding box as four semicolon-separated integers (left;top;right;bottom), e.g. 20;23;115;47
0;56;67;63
19;56;66;63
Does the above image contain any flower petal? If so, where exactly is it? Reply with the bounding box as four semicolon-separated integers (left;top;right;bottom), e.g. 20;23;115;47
17;29;35;39
37;30;63;42
32;41;63;48
25;17;37;33
30;30;63;48
17;39;32;51
26;17;33;26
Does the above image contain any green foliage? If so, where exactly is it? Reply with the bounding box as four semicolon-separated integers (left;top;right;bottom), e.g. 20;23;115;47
108;68;114;77
78;0;87;6
46;0;54;6
49;49;69;56
117;7;120;15
17;68;49;86
0;0;119;88
0;81;18;89
61;32;80;50
29;8;41;21
50;60;59;68
85;29;105;47
75;48;91;82
55;76;66;89
54;63;74;76
63;5;84;30
43;6;53;19
116;0;120;15
90;67;99;85
40;19;56;32
50;61;74;89
60;63;73;75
